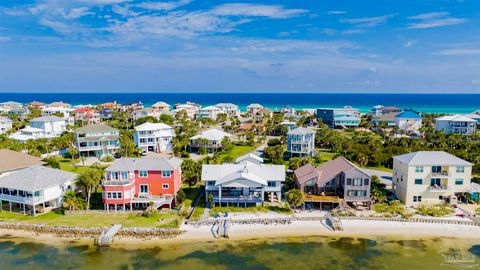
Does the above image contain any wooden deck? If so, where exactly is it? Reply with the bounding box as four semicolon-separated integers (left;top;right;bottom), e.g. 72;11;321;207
303;194;339;203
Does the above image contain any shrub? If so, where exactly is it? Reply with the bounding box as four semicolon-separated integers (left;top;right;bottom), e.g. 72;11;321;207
374;200;412;218
176;189;186;204
43;157;60;169
101;155;115;162
417;204;454;217
181;151;190;158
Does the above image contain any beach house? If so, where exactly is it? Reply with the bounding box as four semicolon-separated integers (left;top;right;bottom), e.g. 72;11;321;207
294;157;372;209
189;128;233;153
0;149;44;177
9;116;67;142
235;153;264;165
73;107;101;124
0;166;77;215
254;108;273;123
392;151;472;206
197;105;222;120
75;124;120;158
395;111;422;134
152;101;170;112
172;102;200;119
316;106;360;128
101;157;183;211
134;122;174;153
287;127;316;157
372;112;399;127
435;115;477;135
27;101;47;109
246;103;264;116
202;162;285;207
131;108;162;121
369;105;402;115
214;103;241;117
0;116;12;134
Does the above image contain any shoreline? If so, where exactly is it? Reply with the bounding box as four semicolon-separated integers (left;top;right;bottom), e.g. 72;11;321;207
2;219;480;248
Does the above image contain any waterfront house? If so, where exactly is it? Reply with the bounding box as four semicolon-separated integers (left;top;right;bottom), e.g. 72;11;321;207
197;105;222;120
99;108;114;120
49;101;71;108
0;116;12;134
280;106;296;117
254;108;273;123
395;111;422;134
0;166;76;215
99;102;119;109
75;124;120;157
10;116;67;142
0;149;44;177
189;128;233;153
235;153;264;165
134;122;174;153
287;127;316;157
435;115;477;135
371;112;399;127
102;157;182;211
316;106;360;128
131;108;162;121
122;101;144;112
73;107;101;124
0;101;23;113
42;105;72;119
246;103;264;116
214;103;241;117
294;157;371;209
392;151;472;206
152;101;170;112
202;162;285;207
27;101;47;109
369;105;402;115
172;102;200;119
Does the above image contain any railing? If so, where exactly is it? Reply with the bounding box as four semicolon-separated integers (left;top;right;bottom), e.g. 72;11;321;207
431;172;449;177
78;145;119;151
102;179;135;186
213;196;263;203
0;194;44;204
428;185;450;192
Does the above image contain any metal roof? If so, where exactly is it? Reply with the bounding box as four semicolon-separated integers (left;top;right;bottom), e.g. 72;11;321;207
393;151;472;166
0;166;77;191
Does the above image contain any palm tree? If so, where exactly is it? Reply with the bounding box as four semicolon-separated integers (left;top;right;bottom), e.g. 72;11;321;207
63;190;86;210
285;189;304;209
75;168;102;210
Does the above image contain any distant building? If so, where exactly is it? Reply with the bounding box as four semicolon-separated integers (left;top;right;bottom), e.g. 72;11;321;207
369;105;402;115
0;116;12;134
75;124;120;157
27;101;47;109
372;112;399;127
287;127;316;157
393;151;472;206
255;108;273;123
197;106;222;120
189;129;232;153
395;111;422;133
214;103;241;117
435;115;476;135
152;101;170;112
134;122;174;153
246;103;264;116
9;116;67;142
294;157;371;208
172;102;201;119
73;107;100;124
102;157;183;211
131;108;162;121
316;106;360;128
99;108;114;120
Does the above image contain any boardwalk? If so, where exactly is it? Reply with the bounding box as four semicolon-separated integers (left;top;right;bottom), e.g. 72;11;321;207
97;224;122;247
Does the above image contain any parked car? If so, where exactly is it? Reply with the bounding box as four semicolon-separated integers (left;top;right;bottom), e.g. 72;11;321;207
113;152;122;159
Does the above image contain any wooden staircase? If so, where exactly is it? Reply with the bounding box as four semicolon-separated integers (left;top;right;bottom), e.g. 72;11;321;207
325;213;343;231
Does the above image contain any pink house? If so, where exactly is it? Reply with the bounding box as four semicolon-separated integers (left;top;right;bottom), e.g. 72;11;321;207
102;157;183;212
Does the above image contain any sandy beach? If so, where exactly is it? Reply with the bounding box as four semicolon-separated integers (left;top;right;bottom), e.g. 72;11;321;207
2;217;480;248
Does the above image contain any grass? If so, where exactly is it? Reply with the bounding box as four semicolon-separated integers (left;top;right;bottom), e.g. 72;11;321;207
363;166;393;173
373;201;413;218
476;207;480;214
57;158;91;174
416;204;454;217
0;210;182;228
317;150;337;162
217;145;256;161
210;203;292;217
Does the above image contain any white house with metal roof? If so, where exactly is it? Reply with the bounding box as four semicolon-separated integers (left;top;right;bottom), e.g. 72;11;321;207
75;123;120;157
395;111;422;133
246;103;264;116
214;103;241;117
197;105;222;120
189;128;233;153
0;166;77;215
392;151;472;206
9;116;67;142
202;162;285;207
0;116;12;134
435;115;477;135
287;127;316;157
235;153;264;165
134;122;174;153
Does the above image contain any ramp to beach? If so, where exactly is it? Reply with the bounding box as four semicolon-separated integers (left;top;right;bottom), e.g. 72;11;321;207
98;224;123;246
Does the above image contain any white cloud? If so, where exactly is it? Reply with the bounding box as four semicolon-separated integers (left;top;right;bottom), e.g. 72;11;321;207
62;7;94;19
340;14;395;28
404;40;416;48
327;11;347;15
76;0;132;5
435;48;480;56
212;3;307;19
136;0;192;11
407;12;466;29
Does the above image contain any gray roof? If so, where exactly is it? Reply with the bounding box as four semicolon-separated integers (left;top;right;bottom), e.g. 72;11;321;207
235;153;264;164
106;157;183;172
0;149;45;172
0;166;77;191
30;115;65;122
288;126;315;135
76;124;119;134
202;163;285;186
393;151;472;166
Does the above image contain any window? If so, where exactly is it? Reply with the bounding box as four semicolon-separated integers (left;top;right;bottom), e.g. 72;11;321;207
112;192;117;199
268;182;277;187
117;192;122;199
431;178;441;187
432;166;442;173
347;178;351;185
162;184;169;189
162;170;171;178
415;179;423;185
413;196;422;202
121;171;128;180
139;170;148;178
107;193;112;199
456;166;465;173
364;179;369;186
207;181;215;186
352;179;362;186
415;166;423;173
140;184;148;193
34;191;40;197
455;178;464;185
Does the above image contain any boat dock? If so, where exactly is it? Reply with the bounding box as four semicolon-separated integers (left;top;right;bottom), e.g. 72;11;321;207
96;224;123;247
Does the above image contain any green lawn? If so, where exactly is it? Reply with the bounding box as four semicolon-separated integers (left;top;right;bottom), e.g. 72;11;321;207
218;145;256;160
364;166;393;173
57;158;91;174
317;150;337;162
0;210;182;228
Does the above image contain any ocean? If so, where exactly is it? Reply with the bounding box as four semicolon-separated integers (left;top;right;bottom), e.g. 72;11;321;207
1;93;480;114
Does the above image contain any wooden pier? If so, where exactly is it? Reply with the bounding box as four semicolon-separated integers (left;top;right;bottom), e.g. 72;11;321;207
96;224;122;247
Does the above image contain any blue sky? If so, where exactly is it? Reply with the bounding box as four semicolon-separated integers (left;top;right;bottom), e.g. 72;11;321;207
0;0;479;93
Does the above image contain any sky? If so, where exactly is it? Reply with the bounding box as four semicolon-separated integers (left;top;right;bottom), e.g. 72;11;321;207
0;0;479;93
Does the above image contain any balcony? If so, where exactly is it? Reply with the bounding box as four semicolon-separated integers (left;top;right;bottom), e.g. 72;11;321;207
428;185;450;192
102;179;135;186
0;193;44;204
430;172;449;177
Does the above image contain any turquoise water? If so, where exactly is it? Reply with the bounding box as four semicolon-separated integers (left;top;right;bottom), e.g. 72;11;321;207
0;235;479;269
1;93;480;113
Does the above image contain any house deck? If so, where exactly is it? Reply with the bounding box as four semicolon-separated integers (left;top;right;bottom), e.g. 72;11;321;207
303;194;340;203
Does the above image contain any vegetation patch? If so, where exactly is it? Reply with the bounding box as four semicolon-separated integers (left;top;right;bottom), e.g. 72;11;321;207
416;204;454;217
373;201;413;218
210;203;292;217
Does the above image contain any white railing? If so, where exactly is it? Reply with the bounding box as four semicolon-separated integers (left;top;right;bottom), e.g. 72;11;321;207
102;179;135;186
0;194;44;204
